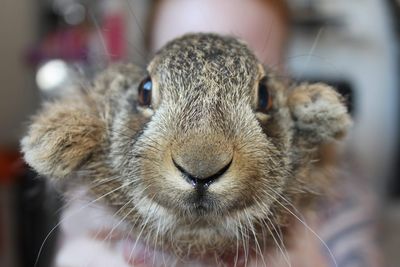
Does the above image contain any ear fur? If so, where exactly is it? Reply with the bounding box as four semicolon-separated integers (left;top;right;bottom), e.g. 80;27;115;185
288;83;351;146
21;97;106;179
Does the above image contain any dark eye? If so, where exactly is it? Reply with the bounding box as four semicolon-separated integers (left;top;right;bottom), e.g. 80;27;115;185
257;77;273;113
138;76;152;107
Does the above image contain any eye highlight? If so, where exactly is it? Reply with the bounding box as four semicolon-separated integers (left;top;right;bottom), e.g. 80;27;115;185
256;77;273;113
138;76;152;107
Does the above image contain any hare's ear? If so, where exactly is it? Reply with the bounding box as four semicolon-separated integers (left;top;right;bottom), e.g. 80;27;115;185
288;83;351;145
21;98;106;179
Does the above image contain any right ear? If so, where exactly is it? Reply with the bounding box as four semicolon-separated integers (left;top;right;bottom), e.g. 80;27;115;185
21;97;106;179
287;83;352;146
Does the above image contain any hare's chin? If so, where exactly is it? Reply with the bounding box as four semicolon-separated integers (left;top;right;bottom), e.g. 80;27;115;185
122;237;250;267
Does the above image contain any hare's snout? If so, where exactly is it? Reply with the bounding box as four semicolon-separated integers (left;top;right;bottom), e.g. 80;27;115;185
171;138;233;190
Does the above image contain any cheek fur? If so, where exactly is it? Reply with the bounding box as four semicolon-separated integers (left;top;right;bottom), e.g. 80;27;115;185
132;123;289;219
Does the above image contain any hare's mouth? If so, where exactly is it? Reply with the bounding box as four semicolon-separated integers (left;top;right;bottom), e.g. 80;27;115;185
184;190;219;215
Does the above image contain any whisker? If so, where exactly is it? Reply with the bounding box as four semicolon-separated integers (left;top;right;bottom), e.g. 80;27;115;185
261;20;275;62
98;186;152;243
152;213;162;267
253;197;291;267
33;180;136;267
127;195;157;263
237;218;249;267
124;0;150;61
243;209;267;267
262;188;338;267
299;27;325;80
266;217;291;267
88;10;110;64
160;217;168;267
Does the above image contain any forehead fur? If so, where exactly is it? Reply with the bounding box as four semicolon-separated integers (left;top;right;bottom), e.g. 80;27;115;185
148;34;261;102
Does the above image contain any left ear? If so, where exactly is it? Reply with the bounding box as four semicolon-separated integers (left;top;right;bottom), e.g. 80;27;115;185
287;83;352;145
21;98;106;179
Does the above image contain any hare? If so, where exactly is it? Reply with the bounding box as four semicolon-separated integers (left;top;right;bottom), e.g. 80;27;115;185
21;33;351;266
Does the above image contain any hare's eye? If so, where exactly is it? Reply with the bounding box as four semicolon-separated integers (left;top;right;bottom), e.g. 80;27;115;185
138;76;152;107
257;77;273;113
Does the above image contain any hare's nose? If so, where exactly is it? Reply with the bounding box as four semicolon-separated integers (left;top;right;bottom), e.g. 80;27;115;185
173;158;232;189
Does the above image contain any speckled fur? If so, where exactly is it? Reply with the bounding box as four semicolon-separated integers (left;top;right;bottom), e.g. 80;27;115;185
21;34;351;261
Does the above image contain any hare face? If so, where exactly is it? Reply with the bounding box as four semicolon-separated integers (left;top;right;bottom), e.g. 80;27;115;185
21;33;350;256
112;35;290;220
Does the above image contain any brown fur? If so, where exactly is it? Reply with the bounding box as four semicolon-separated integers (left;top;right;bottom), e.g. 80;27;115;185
21;33;351;261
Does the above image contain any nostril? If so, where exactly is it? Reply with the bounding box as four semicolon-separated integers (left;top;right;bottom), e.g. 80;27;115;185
172;158;232;188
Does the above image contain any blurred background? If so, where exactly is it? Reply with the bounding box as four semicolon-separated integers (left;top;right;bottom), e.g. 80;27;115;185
0;0;398;266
